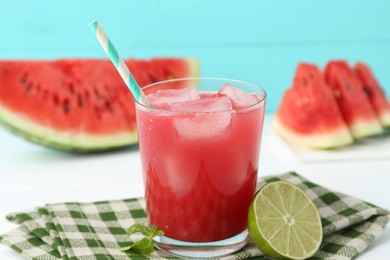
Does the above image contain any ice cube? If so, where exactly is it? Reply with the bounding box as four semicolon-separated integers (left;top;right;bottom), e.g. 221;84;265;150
219;83;259;109
172;96;233;139
148;88;200;109
171;95;232;113
162;153;197;195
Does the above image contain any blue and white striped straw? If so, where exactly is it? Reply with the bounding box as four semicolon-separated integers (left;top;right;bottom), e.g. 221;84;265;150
89;20;150;107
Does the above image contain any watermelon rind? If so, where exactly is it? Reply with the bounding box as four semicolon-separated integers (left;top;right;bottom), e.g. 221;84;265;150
0;103;138;152
272;116;354;149
348;118;384;139
379;111;390;128
187;58;201;78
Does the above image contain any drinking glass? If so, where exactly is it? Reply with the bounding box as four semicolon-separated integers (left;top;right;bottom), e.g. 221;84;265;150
135;78;266;258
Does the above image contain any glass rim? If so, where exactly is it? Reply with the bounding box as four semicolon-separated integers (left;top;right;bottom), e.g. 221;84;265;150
135;77;266;113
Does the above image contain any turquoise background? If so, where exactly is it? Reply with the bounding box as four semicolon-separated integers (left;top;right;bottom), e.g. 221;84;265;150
1;0;389;112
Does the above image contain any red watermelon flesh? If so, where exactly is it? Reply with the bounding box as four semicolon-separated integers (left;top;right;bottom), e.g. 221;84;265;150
0;58;199;151
273;63;353;149
354;62;390;127
323;60;383;139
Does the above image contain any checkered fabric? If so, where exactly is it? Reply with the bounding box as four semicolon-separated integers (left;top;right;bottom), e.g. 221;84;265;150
1;172;389;260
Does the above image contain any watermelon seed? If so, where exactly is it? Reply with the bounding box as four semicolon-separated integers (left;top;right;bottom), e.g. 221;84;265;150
63;99;70;114
104;101;112;113
20;73;28;84
94;88;102;99
68;83;75;95
77;95;84;107
148;73;158;83
24;84;33;93
363;87;372;96
302;79;308;86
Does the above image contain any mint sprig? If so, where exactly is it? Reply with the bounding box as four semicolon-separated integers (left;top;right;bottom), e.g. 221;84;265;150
119;223;164;254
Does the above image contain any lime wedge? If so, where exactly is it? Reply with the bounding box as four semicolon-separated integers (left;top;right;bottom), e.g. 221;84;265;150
248;181;322;260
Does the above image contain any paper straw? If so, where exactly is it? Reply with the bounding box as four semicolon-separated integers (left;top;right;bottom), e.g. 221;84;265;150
89;20;150;107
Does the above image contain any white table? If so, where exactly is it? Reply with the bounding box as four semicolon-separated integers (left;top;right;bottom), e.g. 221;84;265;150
1;115;389;259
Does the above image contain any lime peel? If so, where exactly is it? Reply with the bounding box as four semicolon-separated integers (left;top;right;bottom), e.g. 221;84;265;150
248;181;323;260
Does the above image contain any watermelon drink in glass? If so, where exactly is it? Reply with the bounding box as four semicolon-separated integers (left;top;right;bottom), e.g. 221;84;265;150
135;78;266;258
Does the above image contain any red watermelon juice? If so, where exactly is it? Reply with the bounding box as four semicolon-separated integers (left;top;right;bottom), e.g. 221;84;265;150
135;79;266;245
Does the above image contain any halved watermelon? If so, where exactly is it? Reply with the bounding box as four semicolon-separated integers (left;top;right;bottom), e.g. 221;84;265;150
354;62;390;127
323;60;383;139
0;58;199;151
273;63;353;149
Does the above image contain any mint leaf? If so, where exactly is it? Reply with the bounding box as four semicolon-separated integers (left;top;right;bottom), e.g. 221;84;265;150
149;224;164;238
130;238;155;254
118;245;132;251
149;225;157;237
155;230;164;237
127;223;151;237
120;223;164;255
118;238;154;254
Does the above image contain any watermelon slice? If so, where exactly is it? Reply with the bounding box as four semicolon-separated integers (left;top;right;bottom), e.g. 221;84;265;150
324;60;383;139
273;63;353;149
0;58;199;151
354;62;390;127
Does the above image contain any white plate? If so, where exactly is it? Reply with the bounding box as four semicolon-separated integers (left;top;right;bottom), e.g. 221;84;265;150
265;118;390;163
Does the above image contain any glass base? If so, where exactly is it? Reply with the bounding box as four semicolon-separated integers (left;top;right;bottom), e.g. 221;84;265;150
153;229;249;258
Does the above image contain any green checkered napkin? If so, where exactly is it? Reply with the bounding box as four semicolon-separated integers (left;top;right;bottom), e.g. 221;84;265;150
1;172;389;260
